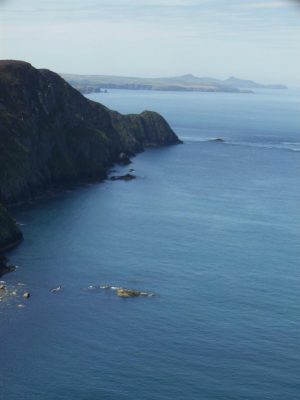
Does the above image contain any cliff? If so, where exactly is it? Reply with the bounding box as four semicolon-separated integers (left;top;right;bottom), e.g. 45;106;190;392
0;204;23;251
0;60;181;252
0;203;23;275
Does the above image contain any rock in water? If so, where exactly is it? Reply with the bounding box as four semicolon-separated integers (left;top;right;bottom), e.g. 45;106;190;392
99;285;153;298
110;174;136;181
50;286;62;293
23;292;30;299
117;288;141;298
116;288;153;298
209;138;225;143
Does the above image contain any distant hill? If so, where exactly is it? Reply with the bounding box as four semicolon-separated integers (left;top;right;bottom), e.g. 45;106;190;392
60;72;287;94
224;76;287;90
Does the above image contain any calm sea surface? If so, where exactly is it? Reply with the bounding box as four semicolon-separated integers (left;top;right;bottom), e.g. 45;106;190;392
1;89;300;400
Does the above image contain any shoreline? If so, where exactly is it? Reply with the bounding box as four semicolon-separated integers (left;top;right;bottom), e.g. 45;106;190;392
0;61;181;257
0;143;181;264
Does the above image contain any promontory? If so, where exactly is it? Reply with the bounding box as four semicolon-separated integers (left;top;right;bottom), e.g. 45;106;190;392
0;60;181;260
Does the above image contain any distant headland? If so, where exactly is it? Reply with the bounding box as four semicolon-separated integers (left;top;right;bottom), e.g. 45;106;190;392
60;72;287;94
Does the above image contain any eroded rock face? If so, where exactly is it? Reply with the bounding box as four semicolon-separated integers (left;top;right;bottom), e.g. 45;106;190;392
0;61;180;206
0;60;181;250
0;205;23;255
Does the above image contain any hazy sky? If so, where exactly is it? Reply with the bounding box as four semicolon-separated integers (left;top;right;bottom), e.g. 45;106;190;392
0;0;299;84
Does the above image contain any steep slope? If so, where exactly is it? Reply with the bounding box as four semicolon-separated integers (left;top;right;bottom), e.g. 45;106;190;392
0;60;180;251
0;204;23;252
0;60;180;205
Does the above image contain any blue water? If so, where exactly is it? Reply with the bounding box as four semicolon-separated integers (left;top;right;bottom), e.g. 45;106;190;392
1;89;300;400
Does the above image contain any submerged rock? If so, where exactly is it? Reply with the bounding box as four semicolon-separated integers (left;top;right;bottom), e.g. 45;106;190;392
209;138;225;143
110;173;136;181
100;285;153;298
50;286;62;293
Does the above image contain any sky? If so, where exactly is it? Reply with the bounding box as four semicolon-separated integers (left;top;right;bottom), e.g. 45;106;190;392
0;0;300;84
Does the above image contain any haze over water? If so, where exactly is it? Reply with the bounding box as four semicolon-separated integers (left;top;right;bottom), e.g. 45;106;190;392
1;88;300;399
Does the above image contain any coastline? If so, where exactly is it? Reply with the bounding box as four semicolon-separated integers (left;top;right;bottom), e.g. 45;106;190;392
0;143;181;260
0;60;181;258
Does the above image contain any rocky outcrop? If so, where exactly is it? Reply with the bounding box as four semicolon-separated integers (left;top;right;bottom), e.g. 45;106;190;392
110;173;136;181
99;285;153;298
0;60;181;206
116;288;152;298
0;60;181;251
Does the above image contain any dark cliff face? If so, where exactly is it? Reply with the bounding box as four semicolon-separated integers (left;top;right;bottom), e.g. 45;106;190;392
0;60;180;205
0;204;23;253
0;60;180;251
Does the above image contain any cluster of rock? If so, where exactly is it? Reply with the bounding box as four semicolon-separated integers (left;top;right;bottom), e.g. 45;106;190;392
0;280;154;311
0;281;30;307
0;282;63;310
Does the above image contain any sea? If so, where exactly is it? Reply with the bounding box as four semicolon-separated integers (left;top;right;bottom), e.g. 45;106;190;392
1;88;300;400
